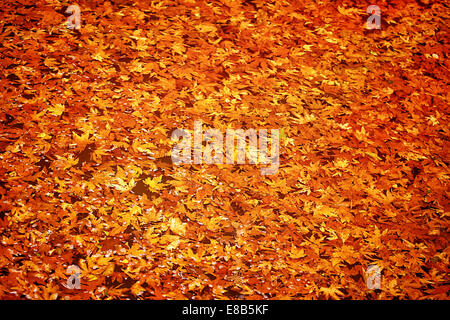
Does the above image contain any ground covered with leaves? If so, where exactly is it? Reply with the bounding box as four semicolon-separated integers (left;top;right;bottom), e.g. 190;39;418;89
0;0;448;299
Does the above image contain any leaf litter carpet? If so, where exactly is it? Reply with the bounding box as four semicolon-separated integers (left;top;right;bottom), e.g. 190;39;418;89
0;0;448;299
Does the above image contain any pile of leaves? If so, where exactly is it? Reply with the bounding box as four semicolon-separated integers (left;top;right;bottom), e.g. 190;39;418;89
0;0;448;299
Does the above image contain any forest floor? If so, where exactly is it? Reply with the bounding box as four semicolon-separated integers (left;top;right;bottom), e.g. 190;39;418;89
0;0;448;299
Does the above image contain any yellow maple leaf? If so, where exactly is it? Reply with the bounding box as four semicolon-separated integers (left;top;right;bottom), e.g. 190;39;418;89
47;103;65;116
102;263;115;276
37;132;52;140
92;50;109;62
289;246;306;259
195;23;217;33
132;139;156;154
169;217;186;236
172;42;186;55
92;146;108;162
111;177;136;192
130;282;145;296
73;131;90;147
337;6;361;17
55;154;79;170
143;175;165;192
320;286;344;300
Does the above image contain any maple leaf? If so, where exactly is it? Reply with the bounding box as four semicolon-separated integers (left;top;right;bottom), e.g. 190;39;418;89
110;177;136;192
92;145;109;162
195;23;217;33
131;282;146;296
171;42;186;55
143;175;166;192
91;50;109;62
37;132;52;140
337;6;361;17
55;154;79;170
169;217;186;236
47;103;65;116
131;139;156;155
320;286;345;300
1;0;448;301
289;246;306;259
